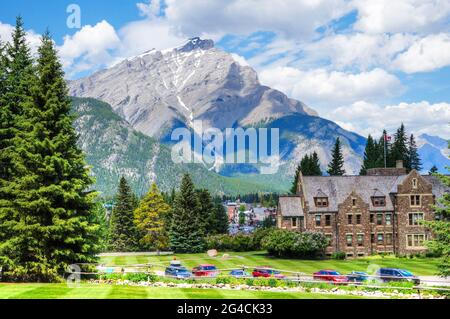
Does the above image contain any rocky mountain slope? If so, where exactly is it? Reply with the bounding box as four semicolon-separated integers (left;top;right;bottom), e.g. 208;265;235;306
69;37;367;184
72;97;288;196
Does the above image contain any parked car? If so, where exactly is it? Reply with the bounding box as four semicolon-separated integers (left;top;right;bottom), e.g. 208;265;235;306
346;271;369;283
192;264;219;277
252;267;285;279
313;270;348;284
376;268;420;285
229;269;250;278
165;265;192;279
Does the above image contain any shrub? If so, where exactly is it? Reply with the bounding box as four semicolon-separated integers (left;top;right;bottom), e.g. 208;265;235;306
124;272;156;283
261;229;328;258
331;252;346;260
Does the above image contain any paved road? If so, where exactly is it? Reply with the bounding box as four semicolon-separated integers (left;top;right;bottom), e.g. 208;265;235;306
419;276;450;287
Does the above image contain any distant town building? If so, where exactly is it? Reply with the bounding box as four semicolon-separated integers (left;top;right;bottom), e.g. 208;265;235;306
277;164;449;257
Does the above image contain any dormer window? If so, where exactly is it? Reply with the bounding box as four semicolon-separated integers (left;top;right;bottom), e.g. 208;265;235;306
371;189;386;207
315;197;329;207
412;178;418;189
372;197;386;207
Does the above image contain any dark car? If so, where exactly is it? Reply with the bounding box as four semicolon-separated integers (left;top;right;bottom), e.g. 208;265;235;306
252;267;285;279
229;269;250;278
346;271;369;283
376;268;420;285
192;264;219;277
165;265;192;279
313;270;348;284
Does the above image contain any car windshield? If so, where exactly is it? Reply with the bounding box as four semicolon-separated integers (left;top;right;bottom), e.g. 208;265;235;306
398;270;414;277
202;266;216;270
328;271;340;275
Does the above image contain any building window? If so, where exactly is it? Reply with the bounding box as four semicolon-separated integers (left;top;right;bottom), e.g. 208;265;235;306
386;233;393;245
377;214;383;225
346;234;353;247
408;213;424;226
315;215;321;227
325;215;331;226
377;233;384;245
292;218;297;228
356;214;362;225
371;233;375;243
407;234;425;247
410;195;421;207
347;215;353;225
412;178;418;189
325;234;332;247
315;197;329;207
370;214;374;223
352;198;357;207
372;197;386;207
357;234;364;246
385;213;392;226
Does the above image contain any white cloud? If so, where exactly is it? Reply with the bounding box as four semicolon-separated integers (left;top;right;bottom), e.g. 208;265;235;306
302;33;416;71
393;33;450;73
352;0;450;34
331;100;450;138
137;0;162;18
58;20;120;77
164;0;351;39
259;67;404;108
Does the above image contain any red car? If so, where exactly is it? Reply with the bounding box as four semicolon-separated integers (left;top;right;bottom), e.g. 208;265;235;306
192;264;219;277
252;267;285;279
313;270;348;284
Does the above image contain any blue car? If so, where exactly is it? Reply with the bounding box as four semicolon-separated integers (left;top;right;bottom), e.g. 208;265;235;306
165;265;192;279
376;268;420;285
229;269;250;278
346;271;369;283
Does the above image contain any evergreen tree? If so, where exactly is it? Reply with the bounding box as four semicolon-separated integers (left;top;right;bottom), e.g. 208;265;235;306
0;17;36;268
197;189;215;235
134;183;170;251
390;124;408;167
290;152;322;194
210;199;229;235
327;137;346;176
429;165;439;175
360;135;381;175
109;177;139;252
408;134;422;172
168;174;205;253
1;30;99;281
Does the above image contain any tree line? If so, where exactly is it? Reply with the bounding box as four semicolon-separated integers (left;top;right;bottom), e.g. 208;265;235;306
290;124;423;193
106;174;229;253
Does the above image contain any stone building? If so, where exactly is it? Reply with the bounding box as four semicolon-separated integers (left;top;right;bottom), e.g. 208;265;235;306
277;165;449;257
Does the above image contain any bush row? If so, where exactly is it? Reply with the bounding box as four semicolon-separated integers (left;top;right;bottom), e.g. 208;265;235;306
205;228;273;252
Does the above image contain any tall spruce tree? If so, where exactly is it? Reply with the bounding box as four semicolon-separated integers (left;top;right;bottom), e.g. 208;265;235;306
360;135;380;175
310;152;322;176
211;198;229;235
109;177;139;252
429;165;439;175
168;174;205;253
134;183;170;251
197;188;215;235
390;124;408;167
290;152;322;194
327;137;346;176
408;134;422;172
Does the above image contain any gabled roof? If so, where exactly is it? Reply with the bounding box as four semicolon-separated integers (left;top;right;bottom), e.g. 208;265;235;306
372;189;385;197
314;189;328;198
303;175;401;212
278;196;303;217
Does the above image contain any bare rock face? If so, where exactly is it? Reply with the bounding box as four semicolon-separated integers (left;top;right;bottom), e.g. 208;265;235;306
69;37;317;139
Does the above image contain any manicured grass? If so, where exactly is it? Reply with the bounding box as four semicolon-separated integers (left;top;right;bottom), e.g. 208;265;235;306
0;284;366;299
99;251;439;276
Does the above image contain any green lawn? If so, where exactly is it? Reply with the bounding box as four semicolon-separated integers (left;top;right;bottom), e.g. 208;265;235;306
99;251;439;276
0;283;365;299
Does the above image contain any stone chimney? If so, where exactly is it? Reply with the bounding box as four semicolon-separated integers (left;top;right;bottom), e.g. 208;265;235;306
367;163;407;176
396;160;404;169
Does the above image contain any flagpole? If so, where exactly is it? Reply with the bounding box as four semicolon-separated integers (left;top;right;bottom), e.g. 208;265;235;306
384;132;387;168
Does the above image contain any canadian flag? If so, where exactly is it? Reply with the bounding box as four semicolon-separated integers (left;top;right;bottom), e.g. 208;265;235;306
384;134;392;142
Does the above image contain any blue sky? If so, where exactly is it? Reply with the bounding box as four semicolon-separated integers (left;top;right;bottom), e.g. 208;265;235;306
1;0;450;139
